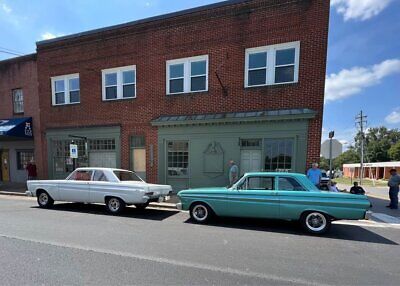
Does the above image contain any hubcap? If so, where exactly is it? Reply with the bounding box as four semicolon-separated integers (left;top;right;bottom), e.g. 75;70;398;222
109;198;120;212
192;205;208;221
305;212;327;232
39;193;48;205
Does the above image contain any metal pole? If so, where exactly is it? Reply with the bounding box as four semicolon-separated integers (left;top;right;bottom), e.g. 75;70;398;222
360;111;364;185
329;138;333;180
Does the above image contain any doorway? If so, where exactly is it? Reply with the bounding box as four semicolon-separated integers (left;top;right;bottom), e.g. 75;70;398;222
240;150;262;175
1;150;10;182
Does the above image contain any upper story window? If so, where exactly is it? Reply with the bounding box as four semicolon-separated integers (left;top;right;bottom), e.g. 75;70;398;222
166;55;208;95
51;74;80;106
102;65;136;101
12;89;24;114
245;41;300;87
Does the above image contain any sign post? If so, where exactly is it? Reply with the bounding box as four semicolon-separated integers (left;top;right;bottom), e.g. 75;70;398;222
70;143;78;170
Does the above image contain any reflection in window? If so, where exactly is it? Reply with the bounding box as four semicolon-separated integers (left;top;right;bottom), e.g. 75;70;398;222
93;170;108;182
246;176;274;190
264;139;293;172
167;141;189;177
278;177;305;191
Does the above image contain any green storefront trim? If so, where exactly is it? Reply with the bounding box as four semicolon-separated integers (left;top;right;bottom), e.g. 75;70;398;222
46;126;121;179
153;111;314;191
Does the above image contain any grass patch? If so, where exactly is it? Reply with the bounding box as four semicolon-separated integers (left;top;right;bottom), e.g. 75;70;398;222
334;177;388;187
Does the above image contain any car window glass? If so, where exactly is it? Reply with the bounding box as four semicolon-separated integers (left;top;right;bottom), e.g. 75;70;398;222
278;177;306;191
113;171;142;182
245;176;274;190
93;170;108;182
68;170;93;181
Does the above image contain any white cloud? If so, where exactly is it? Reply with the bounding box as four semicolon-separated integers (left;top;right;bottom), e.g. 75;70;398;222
385;108;400;124
1;3;12;14
325;59;400;103
331;0;393;21
40;32;63;40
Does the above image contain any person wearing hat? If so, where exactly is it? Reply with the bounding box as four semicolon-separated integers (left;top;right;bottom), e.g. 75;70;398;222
387;169;400;209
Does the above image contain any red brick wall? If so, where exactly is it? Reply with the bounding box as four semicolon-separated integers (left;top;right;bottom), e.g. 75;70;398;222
0;55;45;178
36;0;330;182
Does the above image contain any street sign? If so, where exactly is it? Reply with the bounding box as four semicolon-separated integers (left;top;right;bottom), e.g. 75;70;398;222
70;144;78;159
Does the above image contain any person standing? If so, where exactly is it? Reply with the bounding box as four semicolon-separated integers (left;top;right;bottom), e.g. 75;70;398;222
307;163;322;189
387;169;400;209
26;159;37;181
228;160;239;186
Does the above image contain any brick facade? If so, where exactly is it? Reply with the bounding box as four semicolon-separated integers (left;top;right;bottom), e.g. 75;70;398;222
34;0;329;182
0;55;45;179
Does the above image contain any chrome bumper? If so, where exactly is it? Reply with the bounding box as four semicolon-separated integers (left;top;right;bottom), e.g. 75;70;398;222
25;190;33;197
176;203;182;210
364;211;372;220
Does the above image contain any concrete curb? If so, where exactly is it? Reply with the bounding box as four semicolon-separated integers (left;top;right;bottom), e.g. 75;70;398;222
0;191;26;197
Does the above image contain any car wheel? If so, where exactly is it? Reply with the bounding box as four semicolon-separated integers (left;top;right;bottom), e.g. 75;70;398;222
301;211;331;234
106;197;125;215
37;191;54;208
134;202;149;210
190;202;212;224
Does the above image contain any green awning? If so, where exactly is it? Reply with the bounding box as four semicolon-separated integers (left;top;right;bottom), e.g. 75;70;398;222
151;108;316;127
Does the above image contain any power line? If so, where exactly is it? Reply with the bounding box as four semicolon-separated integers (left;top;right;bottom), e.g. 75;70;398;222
0;50;24;56
0;46;24;55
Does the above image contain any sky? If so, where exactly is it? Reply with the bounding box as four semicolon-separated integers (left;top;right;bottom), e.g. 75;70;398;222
0;0;399;147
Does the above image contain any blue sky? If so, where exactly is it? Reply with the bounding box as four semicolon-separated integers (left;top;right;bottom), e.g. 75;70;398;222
1;0;399;146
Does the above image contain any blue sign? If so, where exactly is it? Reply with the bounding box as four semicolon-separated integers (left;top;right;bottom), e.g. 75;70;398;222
0;117;33;139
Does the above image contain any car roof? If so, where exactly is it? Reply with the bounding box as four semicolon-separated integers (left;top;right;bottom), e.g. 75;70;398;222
75;167;131;172
243;172;307;177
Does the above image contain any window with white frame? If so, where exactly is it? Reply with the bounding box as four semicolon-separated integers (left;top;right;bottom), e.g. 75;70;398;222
51;74;80;105
166;55;208;95
12;89;24;114
245;41;300;87
102;66;136;101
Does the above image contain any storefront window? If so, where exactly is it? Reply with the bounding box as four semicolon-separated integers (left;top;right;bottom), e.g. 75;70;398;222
16;150;34;170
264;139;293;172
167;141;189;177
52;140;88;173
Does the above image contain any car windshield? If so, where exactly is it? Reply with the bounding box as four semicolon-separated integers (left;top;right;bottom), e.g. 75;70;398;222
113;170;143;182
321;172;327;178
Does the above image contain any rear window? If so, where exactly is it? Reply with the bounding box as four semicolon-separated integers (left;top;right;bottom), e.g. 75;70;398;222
113;171;142;182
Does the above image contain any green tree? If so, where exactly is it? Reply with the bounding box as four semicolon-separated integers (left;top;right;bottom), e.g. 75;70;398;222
334;147;360;170
319;157;329;170
389;141;400;161
355;127;400;162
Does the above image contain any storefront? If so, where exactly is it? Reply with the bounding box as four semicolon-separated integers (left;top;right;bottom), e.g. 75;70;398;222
0;117;34;183
46;126;121;179
152;109;315;191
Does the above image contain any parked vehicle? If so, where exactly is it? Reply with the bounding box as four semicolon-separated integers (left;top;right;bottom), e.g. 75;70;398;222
320;170;330;190
26;168;172;214
177;172;371;234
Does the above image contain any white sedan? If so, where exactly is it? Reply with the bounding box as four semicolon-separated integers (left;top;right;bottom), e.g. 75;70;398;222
26;168;172;214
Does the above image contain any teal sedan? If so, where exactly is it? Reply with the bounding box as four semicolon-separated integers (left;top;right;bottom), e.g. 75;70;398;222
177;172;371;234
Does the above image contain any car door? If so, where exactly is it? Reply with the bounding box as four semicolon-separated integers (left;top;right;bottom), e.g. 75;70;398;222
276;176;311;220
89;170;112;203
225;175;279;219
59;170;92;203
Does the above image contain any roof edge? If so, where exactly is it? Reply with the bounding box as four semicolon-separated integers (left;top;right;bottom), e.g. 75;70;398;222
36;0;249;47
0;53;37;65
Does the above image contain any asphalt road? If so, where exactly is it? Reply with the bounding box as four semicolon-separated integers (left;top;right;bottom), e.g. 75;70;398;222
0;196;399;286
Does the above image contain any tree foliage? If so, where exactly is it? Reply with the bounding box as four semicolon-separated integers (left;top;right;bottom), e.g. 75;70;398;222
389;141;400;161
334;148;360;170
354;127;400;162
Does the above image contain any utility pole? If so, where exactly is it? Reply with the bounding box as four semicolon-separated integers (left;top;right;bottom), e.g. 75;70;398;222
328;131;335;180
355;111;367;185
